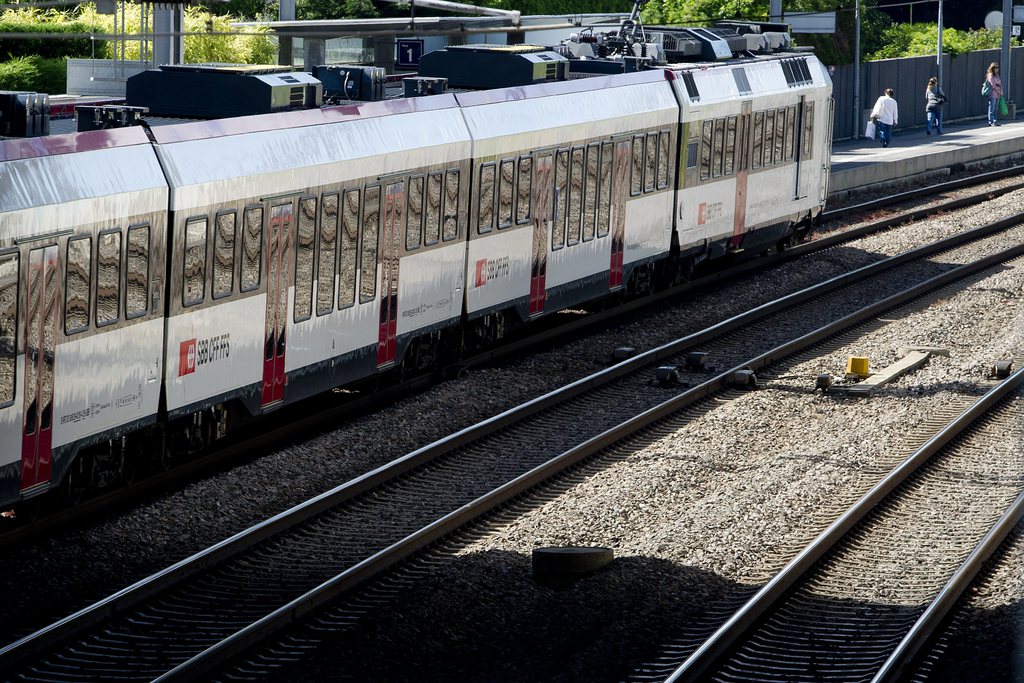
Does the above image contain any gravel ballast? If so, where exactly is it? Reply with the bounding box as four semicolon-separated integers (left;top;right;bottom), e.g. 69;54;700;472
0;186;1023;680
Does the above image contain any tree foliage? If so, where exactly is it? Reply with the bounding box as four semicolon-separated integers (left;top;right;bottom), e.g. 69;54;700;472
74;3;276;62
0;7;103;59
0;54;67;93
867;24;1013;60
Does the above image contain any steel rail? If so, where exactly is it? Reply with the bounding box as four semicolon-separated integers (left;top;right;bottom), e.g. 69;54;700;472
821;163;1024;220
664;364;1024;683
872;488;1024;682
3;225;1023;678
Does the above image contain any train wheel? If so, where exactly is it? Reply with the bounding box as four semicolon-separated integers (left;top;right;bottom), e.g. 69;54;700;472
14;498;43;524
61;455;89;507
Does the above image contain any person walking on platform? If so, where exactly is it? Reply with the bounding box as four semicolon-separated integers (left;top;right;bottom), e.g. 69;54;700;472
925;77;945;135
985;62;1003;126
870;88;898;148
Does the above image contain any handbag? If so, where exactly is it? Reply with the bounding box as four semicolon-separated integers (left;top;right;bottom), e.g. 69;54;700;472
982;80;992;97
865;120;876;140
1000;96;1009;116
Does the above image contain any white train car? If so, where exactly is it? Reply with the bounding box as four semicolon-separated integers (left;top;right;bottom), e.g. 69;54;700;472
0;129;169;505
457;69;679;332
150;96;473;421
671;54;833;264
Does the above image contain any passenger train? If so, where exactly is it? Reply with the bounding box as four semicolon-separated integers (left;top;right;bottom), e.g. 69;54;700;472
0;22;833;514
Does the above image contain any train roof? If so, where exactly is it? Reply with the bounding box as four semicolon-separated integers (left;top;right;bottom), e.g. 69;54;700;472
0;125;151;162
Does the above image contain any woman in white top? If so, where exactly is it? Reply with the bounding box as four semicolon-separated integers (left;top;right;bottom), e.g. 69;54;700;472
870;88;899;148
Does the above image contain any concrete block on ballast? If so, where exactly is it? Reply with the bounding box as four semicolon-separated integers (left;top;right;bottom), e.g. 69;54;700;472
532;546;614;580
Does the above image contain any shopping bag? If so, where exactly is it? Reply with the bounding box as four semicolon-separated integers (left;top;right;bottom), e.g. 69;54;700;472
999;96;1009;116
982;81;992;97
865;120;876;140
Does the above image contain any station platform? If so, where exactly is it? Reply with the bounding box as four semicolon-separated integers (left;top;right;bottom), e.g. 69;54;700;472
829;118;1024;199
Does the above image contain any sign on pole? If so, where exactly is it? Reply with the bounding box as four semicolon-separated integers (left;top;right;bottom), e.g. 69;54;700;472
396;39;425;70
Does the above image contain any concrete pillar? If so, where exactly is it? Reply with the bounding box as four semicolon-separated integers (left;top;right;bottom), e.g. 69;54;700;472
278;0;296;66
152;6;184;66
373;36;395;73
304;38;325;71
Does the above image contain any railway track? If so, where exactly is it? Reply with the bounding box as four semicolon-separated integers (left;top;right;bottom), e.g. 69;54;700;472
658;367;1024;683
3;163;1022;549
2;198;1023;681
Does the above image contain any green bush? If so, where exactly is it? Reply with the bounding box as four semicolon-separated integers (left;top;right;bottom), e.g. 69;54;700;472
867;23;1013;60
0;9;105;59
0;55;67;93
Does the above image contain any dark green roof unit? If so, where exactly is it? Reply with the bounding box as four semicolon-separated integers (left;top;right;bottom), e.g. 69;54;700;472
417;44;567;89
126;64;323;118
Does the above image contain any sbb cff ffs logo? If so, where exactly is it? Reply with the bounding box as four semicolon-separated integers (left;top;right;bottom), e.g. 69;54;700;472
179;339;197;376
178;334;231;376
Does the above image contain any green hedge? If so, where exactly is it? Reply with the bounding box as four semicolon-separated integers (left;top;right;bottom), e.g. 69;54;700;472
0;15;105;60
0;56;67;94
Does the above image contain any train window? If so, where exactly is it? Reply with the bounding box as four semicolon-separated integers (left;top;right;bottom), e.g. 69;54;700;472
241;207;263;293
497;159;514;229
724;117;737;176
657;131;671;189
443;169;460;241
643;133;657;192
0;253;15;406
802;101;815;159
126;225;150;319
317;193;339;316
752;112;764;169
583;143;599;240
294;197;317;323
516;156;532;225
65;237;91;334
339;189;360;309
212;211;236;300
477;164;495;234
183;217;207;307
568;146;584;245
774;108;786;165
552;149;568;250
712;119;725;178
700;121;713;180
686;140;699;170
360;185;380;304
425;172;442;244
598;141;613;238
96;231;122;326
630;135;643;196
406;176;424;250
763;110;776;165
785;105;797;161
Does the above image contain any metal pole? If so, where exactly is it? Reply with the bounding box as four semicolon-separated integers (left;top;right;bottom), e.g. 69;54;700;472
770;0;782;23
936;0;943;85
854;0;861;138
1003;0;1012;104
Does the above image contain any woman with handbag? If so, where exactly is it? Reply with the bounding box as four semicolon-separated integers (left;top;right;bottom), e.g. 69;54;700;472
925;77;945;136
870;88;898;148
985;62;1003;126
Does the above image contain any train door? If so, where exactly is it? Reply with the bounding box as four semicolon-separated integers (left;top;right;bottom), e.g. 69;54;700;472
377;180;403;367
730;101;753;250
609;139;631;289
21;245;58;493
529;154;552;316
261;202;292;407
